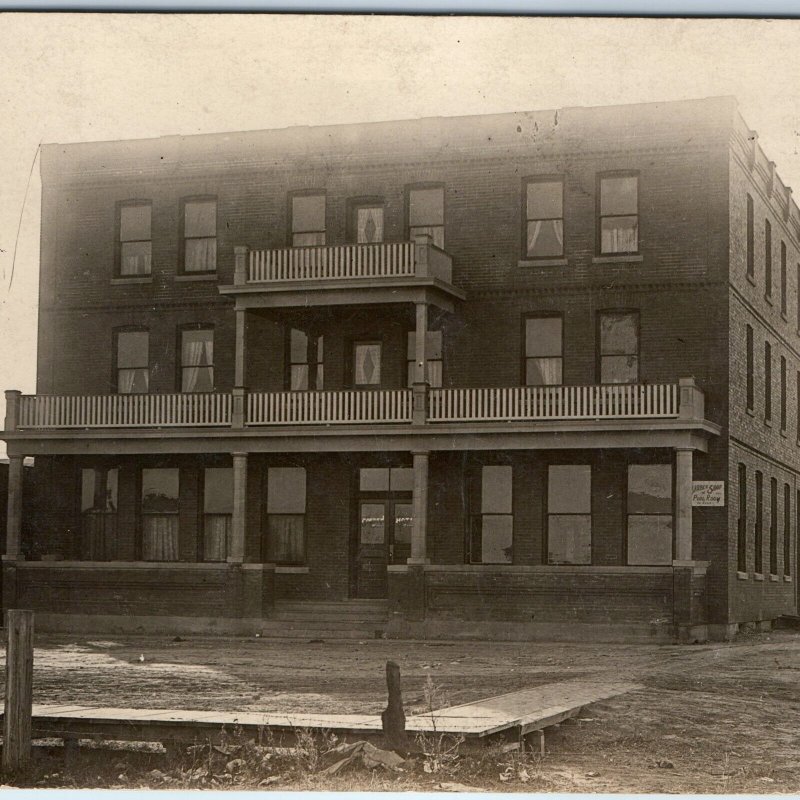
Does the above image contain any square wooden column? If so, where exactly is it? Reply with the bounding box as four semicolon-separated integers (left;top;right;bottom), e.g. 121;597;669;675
228;452;247;563
412;302;429;425
674;448;693;562
4;456;24;561
409;451;430;565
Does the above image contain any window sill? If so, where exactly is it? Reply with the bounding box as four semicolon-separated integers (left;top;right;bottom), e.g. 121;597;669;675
784;575;792;582
765;418;773;428
765;294;774;306
781;429;788;438
111;276;152;285
517;257;568;268
781;313;788;323
592;254;644;265
274;565;310;574
754;572;765;581
746;274;756;287
746;407;755;417
175;273;218;282
737;571;749;580
770;574;780;582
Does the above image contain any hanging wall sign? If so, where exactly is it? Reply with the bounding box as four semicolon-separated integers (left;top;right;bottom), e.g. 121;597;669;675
691;481;725;507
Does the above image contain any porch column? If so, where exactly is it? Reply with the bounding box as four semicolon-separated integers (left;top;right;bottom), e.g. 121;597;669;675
5;456;24;561
228;452;247;563
409;451;430;564
412;302;429;425
232;308;248;429
675;448;693;562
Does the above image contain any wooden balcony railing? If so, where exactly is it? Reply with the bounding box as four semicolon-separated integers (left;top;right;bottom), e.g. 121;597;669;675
247;389;413;426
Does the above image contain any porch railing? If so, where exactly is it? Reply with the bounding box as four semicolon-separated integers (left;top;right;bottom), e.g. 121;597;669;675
428;383;679;422
247;389;413;425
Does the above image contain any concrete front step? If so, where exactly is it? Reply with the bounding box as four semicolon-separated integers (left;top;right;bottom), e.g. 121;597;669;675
265;600;389;640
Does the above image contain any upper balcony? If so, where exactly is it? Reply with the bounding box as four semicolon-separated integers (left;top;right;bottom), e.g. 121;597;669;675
219;235;465;312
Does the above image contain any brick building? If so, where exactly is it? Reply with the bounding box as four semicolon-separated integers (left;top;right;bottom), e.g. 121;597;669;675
2;96;798;641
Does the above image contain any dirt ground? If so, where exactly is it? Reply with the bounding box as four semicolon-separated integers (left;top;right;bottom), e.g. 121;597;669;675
4;628;800;792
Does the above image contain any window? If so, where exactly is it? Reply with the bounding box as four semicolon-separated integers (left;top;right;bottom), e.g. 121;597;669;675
289;329;324;391
525;178;564;258
755;471;763;574
599;311;639;384
781;241;787;315
746;194;754;279
548;465;591;564
182;199;217;273
353;341;381;387
408;186;444;248
627;464;673;565
797;264;800;330
765;341;772;423
141;468;179;561
524;315;563;386
737;464;747;573
599;174;638;254
407;331;442;387
265;467;306;564
203;468;233;562
469;465;513;564
797;371;800;441
353;204;384;244
784;483;791;577
765;219;772;297
359;467;414;493
770;477;778;576
180;328;214;392
746;325;754;411
291;192;326;246
780;356;787;432
81;467;118;561
116;330;149;394
118;202;152;276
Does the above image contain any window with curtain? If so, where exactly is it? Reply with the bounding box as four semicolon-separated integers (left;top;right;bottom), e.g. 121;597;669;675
141;468;179;561
354;205;384;244
599;311;639;384
81;467;119;561
408;186;445;248
406;330;442;387
180;328;214;392
118;202;152;276
289;328;324;391
183;199;217;273
599;174;638;254
265;467;306;564
525;178;564;258
525;316;563;386
203;467;233;562
548;465;591;564
116;330;149;394
627;464;673;565
291;193;326;246
353;341;381;386
469;465;513;564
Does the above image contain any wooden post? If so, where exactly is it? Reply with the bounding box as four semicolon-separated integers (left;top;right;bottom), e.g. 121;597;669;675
381;660;407;751
3;609;34;773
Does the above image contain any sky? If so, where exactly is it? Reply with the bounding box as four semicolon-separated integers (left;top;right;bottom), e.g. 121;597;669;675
2;14;800;456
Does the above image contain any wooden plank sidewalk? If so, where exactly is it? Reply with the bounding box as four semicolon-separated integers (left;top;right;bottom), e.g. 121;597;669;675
16;679;640;746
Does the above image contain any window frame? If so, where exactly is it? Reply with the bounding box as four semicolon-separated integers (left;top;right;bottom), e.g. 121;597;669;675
351;339;383;388
289;189;327;247
746;194;755;280
784;483;791;577
770;476;778;576
625;463;674;566
546;464;592;566
201;466;233;563
347;197;386;245
405;183;445;249
179;195;218;275
522;313;564;387
286;328;324;391
139;466;180;562
780;355;787;432
765;218;773;298
80;465;120;561
764;340;772;423
406;330;443;388
522;175;565;259
597;309;640;385
737;463;747;573
780;241;787;316
755;470;764;575
113;327;150;395
263;465;307;565
115;199;152;278
177;324;215;393
597;171;639;256
467;464;514;565
746;325;755;411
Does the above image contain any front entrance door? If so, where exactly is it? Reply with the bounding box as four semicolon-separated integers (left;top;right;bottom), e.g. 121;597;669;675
356;499;413;598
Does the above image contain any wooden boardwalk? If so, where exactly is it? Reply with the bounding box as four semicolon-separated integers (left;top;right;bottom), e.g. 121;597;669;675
18;680;640;747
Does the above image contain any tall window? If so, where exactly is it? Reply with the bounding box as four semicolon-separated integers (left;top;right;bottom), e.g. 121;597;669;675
408;186;444;248
525;315;563;386
746;194;754;279
183;199;217;273
547;465;591;565
599;311;639;384
525;178;564;258
116;330;149;394
627;464;673;565
118;202;152;276
765;341;772;423
755;470;763;574
746;325;754;411
797;371;800;442
781;241;787;315
353;341;382;387
289;329;324;390
599;174;638;254
797;264;800;330
765;219;772;298
81;467;118;561
406;331;442;387
737;464;747;573
469;465;513;564
353;204;384;244
770;477;778;576
291;192;326;246
203;467;232;562
141;468;179;561
265;467;306;564
780;356;787;432
784;483;791;577
180;328;213;392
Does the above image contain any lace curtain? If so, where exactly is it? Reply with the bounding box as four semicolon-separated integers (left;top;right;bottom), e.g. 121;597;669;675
142;514;179;561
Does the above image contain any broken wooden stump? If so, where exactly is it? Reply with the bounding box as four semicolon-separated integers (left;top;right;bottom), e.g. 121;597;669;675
2;609;34;773
380;660;407;751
